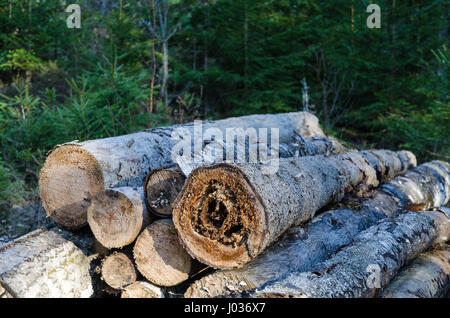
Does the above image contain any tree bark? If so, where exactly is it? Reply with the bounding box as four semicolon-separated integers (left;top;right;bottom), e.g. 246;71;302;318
87;187;151;249
381;243;450;298
254;210;450;298
144;165;186;217
121;281;165;298
173;150;416;269
184;161;450;297
0;227;95;298
101;251;137;290
133;219;193;287
39;111;324;229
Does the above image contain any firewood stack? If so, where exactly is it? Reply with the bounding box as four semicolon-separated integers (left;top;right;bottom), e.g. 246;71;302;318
1;111;449;298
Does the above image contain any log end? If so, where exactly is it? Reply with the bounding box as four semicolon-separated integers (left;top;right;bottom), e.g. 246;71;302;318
133;219;193;287
173;164;266;269
144;165;186;217
87;189;144;249
121;281;164;298
102;252;137;290
39;145;104;229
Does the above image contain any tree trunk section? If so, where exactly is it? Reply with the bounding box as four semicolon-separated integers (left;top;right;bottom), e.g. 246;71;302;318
121;281;165;298
173;150;416;269
0;227;94;298
101;251;137;290
39;111;325;229
144;165;186;217
87;187;150;249
184;161;450;297
254;210;450;298
133;219;193;287
381;244;450;298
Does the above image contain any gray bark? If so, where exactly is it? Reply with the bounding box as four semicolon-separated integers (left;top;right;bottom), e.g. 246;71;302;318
173;150;416;269
185;161;450;297
39;111;324;229
381;243;450;298
254;210;450;298
0;227;95;298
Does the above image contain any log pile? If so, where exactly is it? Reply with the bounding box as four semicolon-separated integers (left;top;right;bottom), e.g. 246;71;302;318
1;111;449;298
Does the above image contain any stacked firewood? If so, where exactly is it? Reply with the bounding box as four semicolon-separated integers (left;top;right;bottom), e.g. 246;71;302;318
1;112;449;298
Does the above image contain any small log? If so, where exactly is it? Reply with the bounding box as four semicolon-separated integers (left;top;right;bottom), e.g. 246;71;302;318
133;219;192;287
381;244;450;298
101;252;137;290
121;281;165;298
0;227;94;298
39;112;324;229
184;161;450;297
144;165;186;217
87;187;151;249
173;150;416;269
253;209;450;298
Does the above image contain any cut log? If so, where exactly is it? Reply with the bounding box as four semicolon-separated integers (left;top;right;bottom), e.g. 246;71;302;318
381;244;450;298
87;187;150;249
121;281;165;298
133;219;193;287
0;227;94;298
144;165;186;217
173;150;416;269
101;251;137;290
39;112;324;229
185;161;450;297
253;209;450;298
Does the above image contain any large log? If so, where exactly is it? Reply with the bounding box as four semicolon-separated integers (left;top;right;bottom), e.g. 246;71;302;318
253;209;450;298
87;187;151;249
0;227;95;298
184;161;450;297
39;112;324;229
173;149;416;269
101;251;137;290
133;219;193;287
381;243;450;298
121;281;165;298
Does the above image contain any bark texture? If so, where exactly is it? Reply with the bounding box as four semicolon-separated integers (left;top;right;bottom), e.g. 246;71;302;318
185;161;450;297
0;227;94;298
254;210;450;298
144;165;186;217
133;219;193;287
381;244;450;298
121;281;165;298
39;112;323;228
173;150;416;269
87;187;150;249
101;252;137;290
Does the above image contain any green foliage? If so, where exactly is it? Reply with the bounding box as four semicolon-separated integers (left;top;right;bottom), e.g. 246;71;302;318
0;0;448;214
